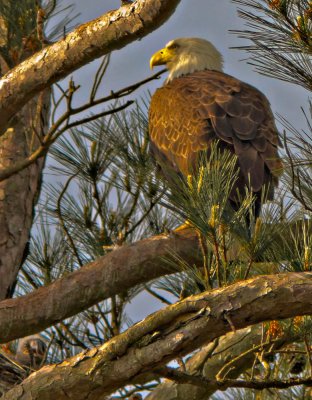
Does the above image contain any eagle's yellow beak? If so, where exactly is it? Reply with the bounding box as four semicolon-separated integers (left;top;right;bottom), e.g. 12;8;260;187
150;47;175;69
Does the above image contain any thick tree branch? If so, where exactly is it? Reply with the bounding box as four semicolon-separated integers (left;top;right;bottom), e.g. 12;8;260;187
3;272;312;400
0;0;180;134
0;230;201;343
0;219;308;344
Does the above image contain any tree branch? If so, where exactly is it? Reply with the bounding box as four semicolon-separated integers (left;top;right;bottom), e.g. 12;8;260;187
157;366;312;390
0;230;201;343
0;0;180;134
3;271;312;399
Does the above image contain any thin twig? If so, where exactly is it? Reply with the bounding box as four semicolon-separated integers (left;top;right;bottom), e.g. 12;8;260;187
216;338;279;381
39;333;55;369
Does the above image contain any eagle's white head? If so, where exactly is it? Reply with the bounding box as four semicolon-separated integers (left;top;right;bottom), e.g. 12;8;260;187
150;37;224;82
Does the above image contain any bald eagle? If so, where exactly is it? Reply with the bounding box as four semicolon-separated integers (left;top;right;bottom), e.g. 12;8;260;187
149;38;282;216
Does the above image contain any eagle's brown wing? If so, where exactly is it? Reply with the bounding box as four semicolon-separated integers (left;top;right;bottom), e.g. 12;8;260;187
149;70;282;199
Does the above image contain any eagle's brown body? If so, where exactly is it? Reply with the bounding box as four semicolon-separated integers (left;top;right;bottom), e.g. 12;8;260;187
149;69;282;210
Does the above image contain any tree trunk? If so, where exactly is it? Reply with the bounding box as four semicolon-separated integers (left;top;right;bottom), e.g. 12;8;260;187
0;93;51;300
0;15;51;300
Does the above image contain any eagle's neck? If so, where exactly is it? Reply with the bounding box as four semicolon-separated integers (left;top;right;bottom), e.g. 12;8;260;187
166;53;223;83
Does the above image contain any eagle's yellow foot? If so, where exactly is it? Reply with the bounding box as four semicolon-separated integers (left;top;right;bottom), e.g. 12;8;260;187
174;221;192;232
172;220;196;236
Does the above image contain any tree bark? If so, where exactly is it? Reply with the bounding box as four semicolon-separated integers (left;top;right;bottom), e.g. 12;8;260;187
0;221;304;343
2;272;312;400
0;220;306;343
0;0;180;135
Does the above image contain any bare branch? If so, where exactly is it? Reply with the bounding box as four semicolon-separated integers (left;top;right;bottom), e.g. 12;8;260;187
0;101;133;182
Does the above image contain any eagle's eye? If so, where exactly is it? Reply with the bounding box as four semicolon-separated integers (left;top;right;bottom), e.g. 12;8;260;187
167;42;179;50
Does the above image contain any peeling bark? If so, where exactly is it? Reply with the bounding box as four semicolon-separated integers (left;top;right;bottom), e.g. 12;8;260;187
2;272;312;400
0;0;181;134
